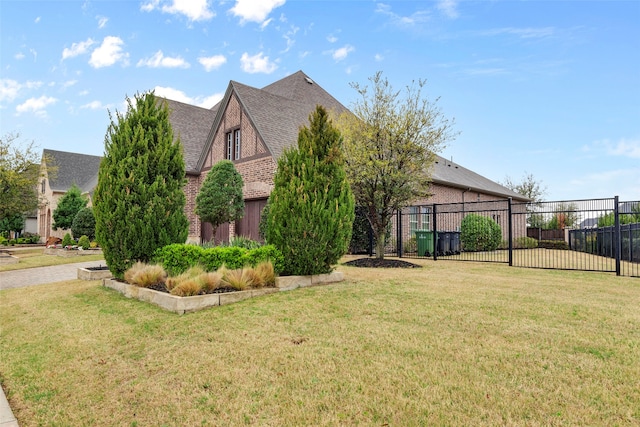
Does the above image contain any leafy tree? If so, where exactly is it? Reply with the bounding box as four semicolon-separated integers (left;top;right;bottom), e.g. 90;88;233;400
338;72;456;259
195;160;244;239
52;184;87;230
501;172;547;202
266;105;355;275
547;202;578;229
460;214;502;252
598;203;640;227
0;133;45;221
94;92;189;279
0;213;25;237
71;207;96;240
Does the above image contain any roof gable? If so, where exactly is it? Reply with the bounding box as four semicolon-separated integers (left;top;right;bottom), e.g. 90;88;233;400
43;149;102;193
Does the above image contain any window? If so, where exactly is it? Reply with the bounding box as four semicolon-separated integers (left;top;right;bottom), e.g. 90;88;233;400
41;180;45;194
410;206;431;236
226;129;241;161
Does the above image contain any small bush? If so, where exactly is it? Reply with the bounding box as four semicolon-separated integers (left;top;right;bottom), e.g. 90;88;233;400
90;241;98;249
404;237;417;253
221;268;253;291
71;207;96;240
170;279;201;297
253;261;276;287
78;235;90;250
0;236;7;246
196;271;224;293
514;236;538;249
539;240;569;250
62;233;74;248
124;262;167;287
460;214;502;252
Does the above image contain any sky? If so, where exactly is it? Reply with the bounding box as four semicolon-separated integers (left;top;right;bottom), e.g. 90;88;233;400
1;0;639;202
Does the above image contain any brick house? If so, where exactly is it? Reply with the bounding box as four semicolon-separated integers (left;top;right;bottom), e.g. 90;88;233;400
37;70;528;244
37;149;101;241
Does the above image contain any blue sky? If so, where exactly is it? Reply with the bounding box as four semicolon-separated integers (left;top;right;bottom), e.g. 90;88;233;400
1;0;638;202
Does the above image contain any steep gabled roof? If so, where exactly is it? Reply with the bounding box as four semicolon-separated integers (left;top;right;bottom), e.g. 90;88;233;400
43;149;102;194
197;71;349;171
431;155;530;201
161;98;218;173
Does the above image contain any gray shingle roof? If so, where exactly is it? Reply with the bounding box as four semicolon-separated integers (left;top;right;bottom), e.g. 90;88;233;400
43;149;102;194
431;155;530;201
161;98;218;173
197;71;349;169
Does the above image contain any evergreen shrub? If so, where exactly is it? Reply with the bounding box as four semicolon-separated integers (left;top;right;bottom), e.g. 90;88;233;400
460;214;502;252
78;235;90;250
71;208;96;240
62;233;73;248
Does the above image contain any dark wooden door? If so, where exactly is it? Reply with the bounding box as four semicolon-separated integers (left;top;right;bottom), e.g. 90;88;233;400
235;198;268;242
201;221;229;245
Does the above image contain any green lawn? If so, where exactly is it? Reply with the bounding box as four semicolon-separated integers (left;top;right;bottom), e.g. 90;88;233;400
1;259;638;425
0;248;105;272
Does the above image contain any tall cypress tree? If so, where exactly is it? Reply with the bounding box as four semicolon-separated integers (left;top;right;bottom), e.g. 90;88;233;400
94;92;188;279
266;105;355;275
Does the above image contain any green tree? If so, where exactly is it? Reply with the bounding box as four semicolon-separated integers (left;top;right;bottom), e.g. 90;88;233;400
52;184;87;230
338;72;456;259
94;92;189;279
547;202;578;229
195;160;244;239
501;172;547;202
0;133;44;221
0;213;25;237
71;207;96;240
266;105;355;275
598;203;640;227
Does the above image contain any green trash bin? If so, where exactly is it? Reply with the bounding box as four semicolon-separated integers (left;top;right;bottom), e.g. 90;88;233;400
415;230;434;257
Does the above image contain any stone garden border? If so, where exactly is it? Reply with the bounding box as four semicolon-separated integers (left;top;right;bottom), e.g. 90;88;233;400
102;271;344;314
45;248;103;258
78;267;113;280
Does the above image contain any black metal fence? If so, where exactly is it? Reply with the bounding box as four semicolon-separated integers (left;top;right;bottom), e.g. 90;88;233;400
355;196;639;278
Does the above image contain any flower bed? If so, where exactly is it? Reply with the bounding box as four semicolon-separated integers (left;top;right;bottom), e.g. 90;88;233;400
103;271;344;314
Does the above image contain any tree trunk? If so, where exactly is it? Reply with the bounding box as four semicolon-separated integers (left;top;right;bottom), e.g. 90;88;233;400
375;232;386;259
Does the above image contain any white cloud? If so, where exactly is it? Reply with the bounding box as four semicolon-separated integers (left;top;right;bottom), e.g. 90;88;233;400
590;138;640;159
61;80;78;89
0;79;43;103
79;90;89;96
331;45;354;61
137;50;190;68
80;100;105;110
97;16;108;29
281;25;299;53
62;38;95;60
16;95;57;116
14;52;25;60
327;35;338;43
480;27;555;39
198;54;227;71
153;86;223;108
375;53;384;62
35;16;41;23
89;36;128;68
375;3;430;27
229;0;286;24
437;0;459;19
141;0;214;21
240;52;278;74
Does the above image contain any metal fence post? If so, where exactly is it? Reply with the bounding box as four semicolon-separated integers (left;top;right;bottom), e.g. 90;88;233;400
433;204;438;261
397;210;403;258
508;197;513;267
615;195;621;276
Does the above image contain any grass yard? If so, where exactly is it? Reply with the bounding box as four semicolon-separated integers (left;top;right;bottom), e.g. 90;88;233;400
1;259;639;425
0;248;105;272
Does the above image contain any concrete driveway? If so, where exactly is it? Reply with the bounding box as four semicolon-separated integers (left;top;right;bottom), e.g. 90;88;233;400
0;260;109;290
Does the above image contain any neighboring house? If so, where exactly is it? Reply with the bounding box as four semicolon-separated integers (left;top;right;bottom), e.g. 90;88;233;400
37;70;529;244
37;149;102;241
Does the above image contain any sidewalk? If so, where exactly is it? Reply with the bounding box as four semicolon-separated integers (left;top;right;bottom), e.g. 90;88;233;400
0;260;109;426
0;260;107;290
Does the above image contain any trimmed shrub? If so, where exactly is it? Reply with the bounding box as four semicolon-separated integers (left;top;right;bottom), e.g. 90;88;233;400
514;236;538;249
62;232;73;248
78;235;90;250
71;207;96;240
538;240;569;250
460;214;502;252
154;243;284;276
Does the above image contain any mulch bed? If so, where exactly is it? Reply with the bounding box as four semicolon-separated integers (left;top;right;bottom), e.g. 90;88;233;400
342;258;421;268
